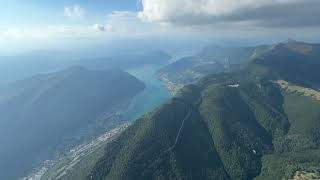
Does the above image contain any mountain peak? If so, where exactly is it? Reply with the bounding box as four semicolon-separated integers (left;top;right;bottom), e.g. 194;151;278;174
271;39;314;55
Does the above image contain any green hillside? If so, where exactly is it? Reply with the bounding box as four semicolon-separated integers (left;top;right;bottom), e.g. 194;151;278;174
252;40;320;86
65;41;320;180
0;67;145;180
90;86;230;180
158;44;270;87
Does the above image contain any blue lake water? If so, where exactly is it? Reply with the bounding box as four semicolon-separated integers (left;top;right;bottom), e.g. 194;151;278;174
125;65;171;120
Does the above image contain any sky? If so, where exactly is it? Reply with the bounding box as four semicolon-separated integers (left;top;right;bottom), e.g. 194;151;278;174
1;0;320;55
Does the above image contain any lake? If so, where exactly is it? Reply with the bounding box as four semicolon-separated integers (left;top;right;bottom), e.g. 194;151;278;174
125;65;171;120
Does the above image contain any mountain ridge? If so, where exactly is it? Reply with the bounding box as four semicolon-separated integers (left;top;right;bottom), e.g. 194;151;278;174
0;66;145;180
85;40;320;180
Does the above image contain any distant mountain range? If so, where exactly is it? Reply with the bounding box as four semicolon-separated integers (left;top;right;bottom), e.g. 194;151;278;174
0;67;145;180
157;43;270;94
83;40;320;180
0;50;170;85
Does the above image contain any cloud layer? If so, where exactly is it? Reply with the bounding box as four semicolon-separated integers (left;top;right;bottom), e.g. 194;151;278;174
138;0;320;28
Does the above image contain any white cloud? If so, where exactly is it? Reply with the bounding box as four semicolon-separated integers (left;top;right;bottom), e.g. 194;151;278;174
139;0;273;22
105;11;156;35
93;24;113;32
64;5;86;19
0;10;155;43
138;0;320;28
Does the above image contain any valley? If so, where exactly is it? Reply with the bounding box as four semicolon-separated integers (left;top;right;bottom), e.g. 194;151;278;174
0;67;145;180
23;64;171;180
3;40;320;180
24;124;129;180
3;1;320;179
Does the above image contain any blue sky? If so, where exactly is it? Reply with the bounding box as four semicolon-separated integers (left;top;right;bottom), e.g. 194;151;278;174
0;0;319;55
0;0;140;26
0;0;145;54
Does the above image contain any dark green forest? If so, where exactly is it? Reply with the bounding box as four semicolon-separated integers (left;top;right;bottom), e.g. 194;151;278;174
86;41;320;179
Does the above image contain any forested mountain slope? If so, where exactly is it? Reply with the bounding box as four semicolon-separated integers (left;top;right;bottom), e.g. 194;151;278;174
85;41;320;180
0;67;145;180
158;44;270;93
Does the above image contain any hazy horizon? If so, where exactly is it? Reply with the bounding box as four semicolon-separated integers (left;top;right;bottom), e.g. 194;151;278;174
1;0;320;56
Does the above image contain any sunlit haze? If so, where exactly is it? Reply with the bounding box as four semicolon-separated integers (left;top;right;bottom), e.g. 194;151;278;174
1;0;320;55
